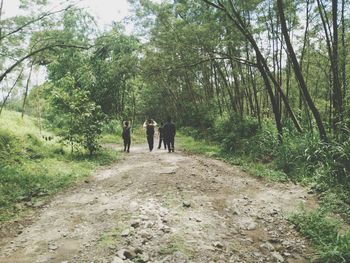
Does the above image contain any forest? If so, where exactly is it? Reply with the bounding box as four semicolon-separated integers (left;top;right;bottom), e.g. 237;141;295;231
1;0;350;262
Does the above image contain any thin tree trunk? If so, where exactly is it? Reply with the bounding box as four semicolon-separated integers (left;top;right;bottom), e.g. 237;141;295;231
277;0;327;141
0;0;4;43
0;68;24;115
22;62;34;118
202;0;302;136
331;0;342;136
341;0;346;106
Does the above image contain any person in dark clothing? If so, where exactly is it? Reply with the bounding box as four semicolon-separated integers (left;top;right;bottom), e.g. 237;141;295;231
163;117;176;153
143;119;157;151
157;122;167;150
122;121;131;152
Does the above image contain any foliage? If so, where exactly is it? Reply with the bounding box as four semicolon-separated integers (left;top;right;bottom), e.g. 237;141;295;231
49;75;106;155
290;209;350;262
210;114;260;153
0;110;118;221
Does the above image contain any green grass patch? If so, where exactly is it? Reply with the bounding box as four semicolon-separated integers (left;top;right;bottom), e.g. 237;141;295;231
98;213;132;247
177;132;288;182
0;110;119;222
159;235;195;259
290;209;350;262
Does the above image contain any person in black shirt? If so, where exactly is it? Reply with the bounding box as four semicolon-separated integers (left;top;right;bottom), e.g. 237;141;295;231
157;122;167;150
163;117;176;153
122;121;131;152
143;119;157;151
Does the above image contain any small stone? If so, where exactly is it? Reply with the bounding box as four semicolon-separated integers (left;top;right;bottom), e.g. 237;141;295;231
124;248;137;259
269;209;279;216
14;203;23;210
49;244;58;251
271;252;284;262
140;253;150;262
212;241;224;249
232;209;239;215
246;222;257;230
117;249;126;260
134;247;143;254
130;220;140;228
111;257;124;263
183;201;191;208
121;229;130;237
140;231;152;240
161;226;171;233
262;242;275;251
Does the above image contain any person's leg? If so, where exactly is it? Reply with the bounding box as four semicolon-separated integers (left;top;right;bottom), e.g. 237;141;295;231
150;136;154;151
147;136;152;151
123;138;127;151
170;137;175;152
163;138;167;149
158;137;162;149
127;137;131;152
166;137;171;152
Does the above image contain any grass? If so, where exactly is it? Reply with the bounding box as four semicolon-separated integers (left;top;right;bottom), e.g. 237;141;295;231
290;208;350;262
0;110;119;222
176;132;288;182
159;234;195;259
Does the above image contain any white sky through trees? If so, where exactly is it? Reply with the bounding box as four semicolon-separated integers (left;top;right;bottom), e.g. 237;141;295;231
3;0;132;28
0;0;134;99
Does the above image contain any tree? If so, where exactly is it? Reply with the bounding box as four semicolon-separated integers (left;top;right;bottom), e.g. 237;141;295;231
277;0;327;141
49;74;105;155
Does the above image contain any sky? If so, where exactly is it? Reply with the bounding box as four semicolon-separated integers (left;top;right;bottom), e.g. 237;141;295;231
3;0;133;28
1;0;136;99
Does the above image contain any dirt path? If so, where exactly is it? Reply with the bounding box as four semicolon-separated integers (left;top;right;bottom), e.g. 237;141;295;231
0;145;316;263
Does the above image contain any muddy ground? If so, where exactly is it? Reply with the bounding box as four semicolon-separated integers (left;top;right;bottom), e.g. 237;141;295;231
0;145;317;263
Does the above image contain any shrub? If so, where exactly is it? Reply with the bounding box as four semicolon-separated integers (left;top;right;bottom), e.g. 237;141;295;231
211;114;259;153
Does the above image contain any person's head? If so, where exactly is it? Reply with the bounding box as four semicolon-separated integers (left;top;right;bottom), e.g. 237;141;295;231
160;122;164;126
167;116;171;122
124;121;129;126
147;119;152;124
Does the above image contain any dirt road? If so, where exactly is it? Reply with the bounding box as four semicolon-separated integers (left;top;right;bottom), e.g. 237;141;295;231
0;145;316;263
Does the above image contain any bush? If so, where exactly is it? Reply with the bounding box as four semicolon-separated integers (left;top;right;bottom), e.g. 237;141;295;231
102;119;122;135
211;114;259;153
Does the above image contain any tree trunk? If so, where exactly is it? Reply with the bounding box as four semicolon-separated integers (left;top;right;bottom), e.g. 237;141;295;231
21;62;34;118
277;0;327;141
331;0;342;136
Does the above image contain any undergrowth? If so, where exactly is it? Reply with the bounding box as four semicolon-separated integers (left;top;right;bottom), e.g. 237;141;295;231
0;110;118;222
290;209;350;262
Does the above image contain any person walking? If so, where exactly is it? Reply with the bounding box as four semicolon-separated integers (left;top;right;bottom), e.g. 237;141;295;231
163;117;176;153
122;120;131;152
157;122;167;150
143;119;157;151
